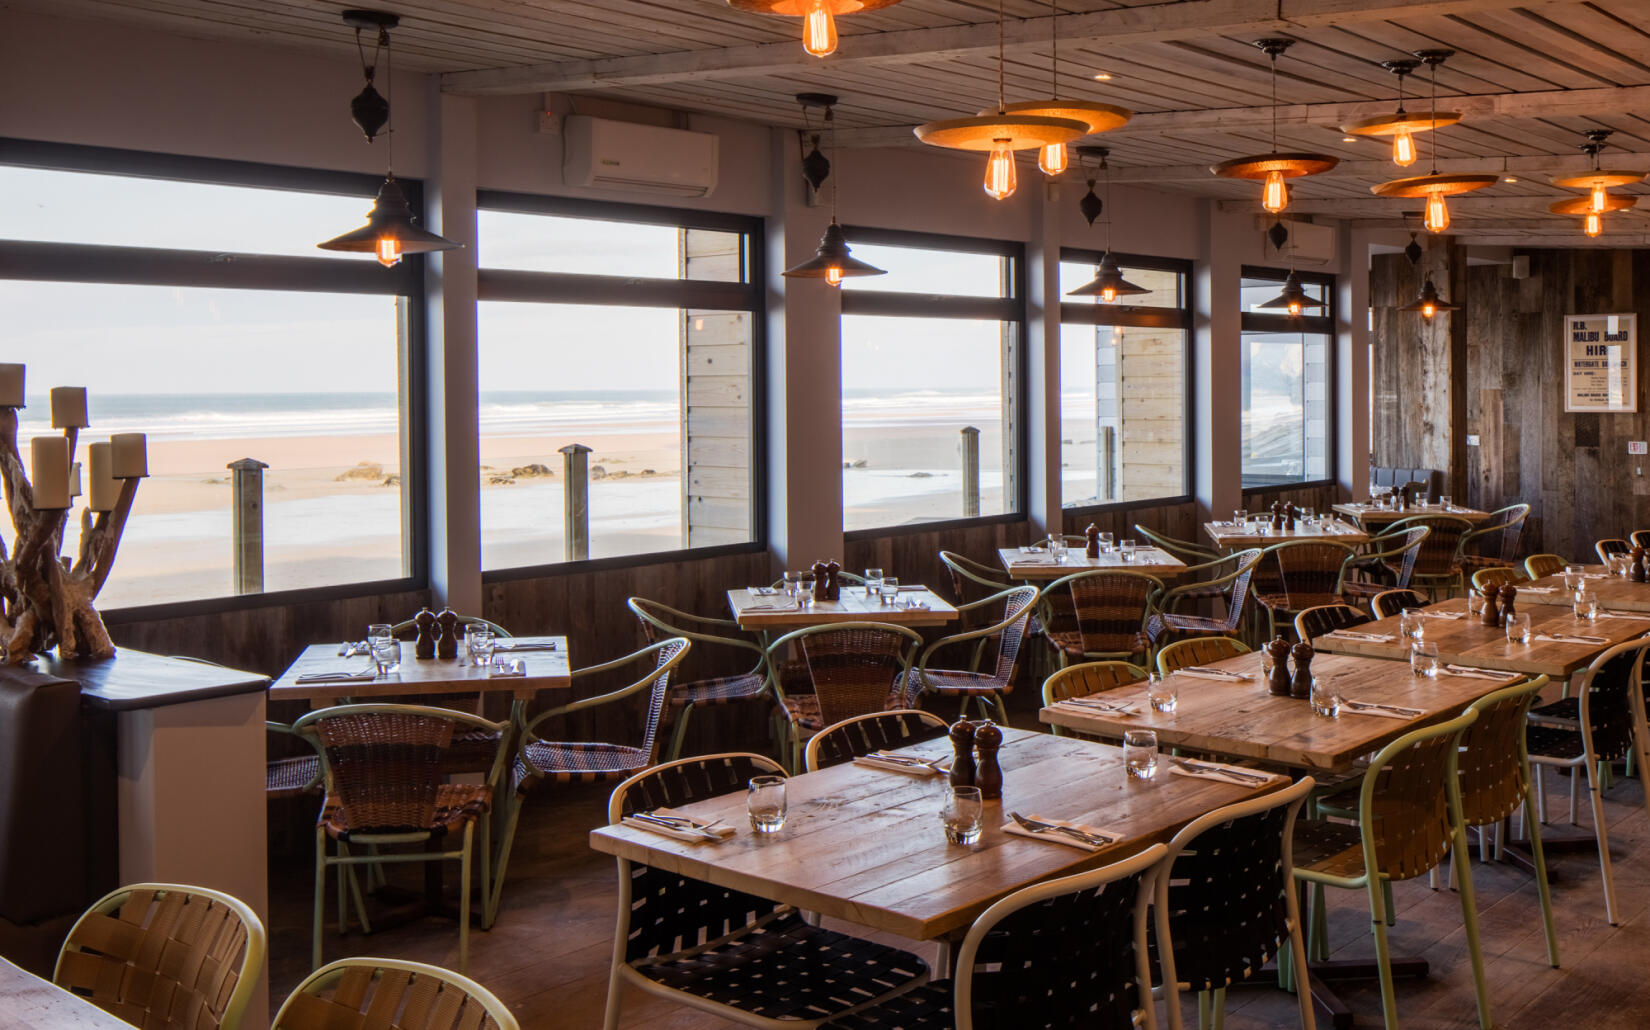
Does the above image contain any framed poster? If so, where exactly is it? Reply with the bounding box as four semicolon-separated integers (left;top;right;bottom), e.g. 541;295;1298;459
1565;313;1637;413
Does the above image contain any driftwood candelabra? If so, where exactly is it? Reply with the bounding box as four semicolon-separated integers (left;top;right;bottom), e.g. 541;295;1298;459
0;376;145;664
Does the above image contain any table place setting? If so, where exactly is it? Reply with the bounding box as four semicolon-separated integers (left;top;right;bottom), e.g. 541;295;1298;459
1167;757;1280;786
1517;586;1559;594
1004;811;1117;851
336;639;370;657
486;658;528;678
1052;695;1140;715
492;640;559;652
1423;609;1466;620
1600;609;1650;621
1339;699;1424;720
1534;631;1609;645
853;750;949;776
1176;665;1254;682
621;809;734;844
1325;630;1397;642
1443;664;1514;681
296;665;379;685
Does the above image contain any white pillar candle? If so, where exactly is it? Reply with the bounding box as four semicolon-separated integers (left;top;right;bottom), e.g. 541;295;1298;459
68;461;82;498
110;432;148;479
0;365;24;408
87;443;120;512
49;387;88;429
30;436;70;509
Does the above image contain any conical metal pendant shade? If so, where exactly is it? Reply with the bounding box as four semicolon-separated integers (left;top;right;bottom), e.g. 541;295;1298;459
1257;270;1324;313
783;220;886;282
1398;277;1457;316
318;174;461;261
1068;251;1150;300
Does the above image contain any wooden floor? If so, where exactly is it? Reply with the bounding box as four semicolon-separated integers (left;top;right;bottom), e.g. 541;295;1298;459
266;711;1650;1029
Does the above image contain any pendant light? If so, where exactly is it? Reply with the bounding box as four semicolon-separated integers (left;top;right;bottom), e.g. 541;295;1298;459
1549;193;1636;237
1549;129;1645;237
982;0;1132;178
1341;60;1461;167
784;95;886;286
1258;270;1324;318
1399;278;1458;318
915;0;1088;201
727;0;904;58
1371;51;1496;233
1068;147;1149;303
1211;40;1338;215
318;11;461;267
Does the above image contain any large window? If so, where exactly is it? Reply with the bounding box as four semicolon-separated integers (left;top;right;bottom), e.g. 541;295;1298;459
0;143;422;610
840;229;1024;532
1058;252;1191;508
476;195;761;570
1240;268;1335;486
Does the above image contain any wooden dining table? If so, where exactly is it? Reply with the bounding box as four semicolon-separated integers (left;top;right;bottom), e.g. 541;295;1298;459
1516;566;1650;614
1203;519;1370;548
1;954;131;1028
269;635;572;707
588;728;1281;943
726;587;958;631
997;545;1187;580
1333;501;1491;528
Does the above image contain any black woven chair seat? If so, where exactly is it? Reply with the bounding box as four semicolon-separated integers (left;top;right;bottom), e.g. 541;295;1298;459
821;981;953;1029
1525;724;1587;761
1529;697;1580;723
779;690;908;733
1291;819;1367;880
908;668;1012;697
637;911;929;1023
515;740;650;789
1146;611;1230;640
673;672;768;707
267;755;319;796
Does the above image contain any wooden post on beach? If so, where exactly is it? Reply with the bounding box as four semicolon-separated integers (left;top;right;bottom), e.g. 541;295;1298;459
1100;425;1116;501
560;443;592;561
960;426;980;518
228;458;269;595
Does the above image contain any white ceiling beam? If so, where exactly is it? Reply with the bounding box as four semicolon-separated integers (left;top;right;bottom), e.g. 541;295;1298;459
440;0;1575;95
1102;152;1650;183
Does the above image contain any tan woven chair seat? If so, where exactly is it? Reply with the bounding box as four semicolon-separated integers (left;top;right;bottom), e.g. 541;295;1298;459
1048;629;1149;659
1291;819;1367;880
515;740;651;788
321;782;491;842
1456;554;1514;573
267;754;320;796
778;690;908;733
673;671;769;707
1146;611;1231;636
908;668;1009;697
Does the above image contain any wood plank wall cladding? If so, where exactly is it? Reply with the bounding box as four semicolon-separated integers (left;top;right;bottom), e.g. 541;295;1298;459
1242;482;1342;516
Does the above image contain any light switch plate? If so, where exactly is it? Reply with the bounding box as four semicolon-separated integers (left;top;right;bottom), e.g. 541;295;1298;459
1466;434;1480;447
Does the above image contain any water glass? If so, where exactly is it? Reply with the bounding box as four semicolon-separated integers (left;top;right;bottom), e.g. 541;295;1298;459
1564;564;1587;591
879;576;899;605
1410;641;1440;678
1399;609;1425;642
1119;538;1137;562
1098;531;1114;554
1466;591;1485;618
1611;553;1630;577
1123;729;1158;780
782;571;801;598
940;786;983;845
1309;677;1340;718
465;625;495;667
1301;506;1316;525
1505;613;1532;645
1048;536;1067;564
1575;591;1600;621
864;567;883;598
1233;509;1247;528
1440;494;1454;511
1147;672;1177;713
797;573;816;608
748;776;787;833
367;623;398;675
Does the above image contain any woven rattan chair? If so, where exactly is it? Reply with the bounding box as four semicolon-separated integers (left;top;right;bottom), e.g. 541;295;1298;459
1249;541;1357;642
1044;569;1163;667
769;622;923;772
805;709;949;771
1456;503;1530;577
273;957;518;1030
268;720;322;799
1523;553;1566;579
375;617;513;773
489;637;689;924
905;586;1038;719
1597;538;1630;563
294;704;510;974
1153;777;1317;1030
1144;548;1262;655
55;883;265;1030
1525;638;1650;924
1293;603;1370;644
602;752;929;1029
1042;660;1148;737
628;597;775;761
1155;637;1250;675
1374;514;1471;599
1132;524;1220;565
1292;709;1491;1030
1469;566;1519;594
1369;589;1428;620
937;551;1017;670
1341;526;1428;607
819;844;1167;1030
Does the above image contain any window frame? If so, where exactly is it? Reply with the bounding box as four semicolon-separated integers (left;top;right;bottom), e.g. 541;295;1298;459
1058;249;1196;517
0;137;429;620
838;225;1028;540
474;190;768;581
1238;265;1338;489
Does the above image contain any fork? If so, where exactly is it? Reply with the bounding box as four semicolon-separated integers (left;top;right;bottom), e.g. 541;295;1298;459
1343;699;1422;716
1169;757;1270;784
1010;811;1112;846
631;813;725;839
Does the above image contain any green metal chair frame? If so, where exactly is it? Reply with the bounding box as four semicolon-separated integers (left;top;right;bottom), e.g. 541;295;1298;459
1292;603;1370;644
1044;569;1164;668
1340;526;1429;607
1248;540;1358;642
1156;637;1251;676
766;621;924;772
627;596;773;761
1457;503;1530;571
1144;548;1262;657
1377;514;1473;599
906;585;1039;720
1132;523;1220;565
1368;589;1427;621
273;956;520;1029
1596;538;1630;563
1042;660;1149;737
803;708;949;772
939;550;1017;669
1523;553;1566;580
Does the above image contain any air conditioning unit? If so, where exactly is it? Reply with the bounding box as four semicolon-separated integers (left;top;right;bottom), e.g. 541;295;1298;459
1274;219;1336;266
563;115;719;197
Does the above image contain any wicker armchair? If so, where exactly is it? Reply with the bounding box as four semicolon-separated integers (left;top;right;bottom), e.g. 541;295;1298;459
1523;553;1566;580
603;753;930;1029
820;845;1166;1030
489;638;689;925
1153;778;1317;1030
805;709;949;771
1132;524;1219;565
294;704;510;973
1340;526;1429;607
1044;570;1163;667
1369;589;1428;620
938;550;1018;669
55;883;265;1030
905;586;1038;720
267;719;322;799
1144;548;1261;653
1597;538;1630;563
1375;514;1472;599
1456;503;1530;576
628;597;775;761
1156;637;1251;675
1293;603;1370;644
768;622;924;772
273;957;518;1030
1249;541;1357;642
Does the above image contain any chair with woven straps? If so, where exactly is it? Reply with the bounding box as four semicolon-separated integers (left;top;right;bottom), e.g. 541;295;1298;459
904;586;1038;720
805;709;949;771
1153;777;1317;1030
1044;569;1163;668
769;622;923;773
377;616;514;773
1132;523;1219;565
1597;538;1630;563
1631;530;1650;549
1156;637;1250;675
1523;553;1566;580
819;844;1167;1030
1292;709;1492;1030
1456;503;1530;577
273;957;518;1030
293;704;510;974
1369;589;1428;621
489;637;690;925
1042;661;1148;738
1469;566;1520;594
602;752;930;1029
1249;540;1357;642
628;597;776;761
1340;526;1429;609
1292;603;1370;644
55;883;265;1030
1144;548;1262;658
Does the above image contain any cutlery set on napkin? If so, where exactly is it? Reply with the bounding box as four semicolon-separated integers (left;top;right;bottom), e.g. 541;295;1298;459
1535;632;1609;645
1004;812;1116;851
622;810;734;843
1442;664;1511;681
1176;666;1252;682
1340;699;1424;720
297;666;379;685
853;750;948;776
1167;757;1278;786
1053;695;1139;715
1327;630;1396;643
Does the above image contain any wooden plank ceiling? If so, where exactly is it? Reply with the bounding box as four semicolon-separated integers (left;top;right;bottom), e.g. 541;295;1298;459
14;0;1650;243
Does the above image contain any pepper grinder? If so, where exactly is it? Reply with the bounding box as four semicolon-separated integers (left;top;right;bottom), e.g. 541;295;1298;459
1498;585;1518;629
1266;636;1293;697
973;721;1003;801
1085;523;1100;559
1290;641;1315;700
811;560;830;602
413;608;437;660
435;608;459;659
948;720;977;789
1633;547;1648;584
1270;501;1285;531
825;560;842;601
1480;584;1501;628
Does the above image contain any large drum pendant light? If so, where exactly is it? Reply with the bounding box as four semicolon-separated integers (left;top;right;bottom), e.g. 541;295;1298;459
1340;60;1461;167
727;0;904;58
1550;129;1646;238
1372;51;1495;233
1211;39;1338;215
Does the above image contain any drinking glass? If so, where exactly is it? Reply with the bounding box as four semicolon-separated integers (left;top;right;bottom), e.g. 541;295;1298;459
1301;506;1316;525
782;571;801;598
1564;564;1587;591
940;786;983;845
797;573;816;608
465;625;495;667
370;637;400;677
1309;677;1340;718
1399;609;1425;643
1098;531;1115;554
1611;554;1631;578
1410;641;1440;678
1119;538;1137;563
1147;672;1177;713
864;567;884;598
1123;730;1158;779
1505;613;1532;645
1048;537;1067;564
1416;491;1430;507
1575;591;1600;621
1260;646;1276;680
1466;591;1485;618
1440;494;1454;511
747;776;787;833
1233;509;1247;528
879;576;900;605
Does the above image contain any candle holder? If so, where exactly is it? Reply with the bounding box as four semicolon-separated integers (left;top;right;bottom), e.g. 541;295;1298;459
0;374;146;663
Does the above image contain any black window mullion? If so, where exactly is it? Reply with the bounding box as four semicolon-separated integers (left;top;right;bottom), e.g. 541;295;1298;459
478;268;760;311
0;240;419;296
840;290;1020;321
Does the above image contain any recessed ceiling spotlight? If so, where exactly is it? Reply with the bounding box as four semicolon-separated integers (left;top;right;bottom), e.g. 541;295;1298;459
1503;175;1519;183
1093;72;1112;80
1341;135;1357;143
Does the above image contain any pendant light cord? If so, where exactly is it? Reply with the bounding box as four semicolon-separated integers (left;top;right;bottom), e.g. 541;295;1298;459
1270;50;1279;152
997;0;1006;114
829;104;839;218
383;27;395;173
1049;0;1058;96
1427;57;1437;176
